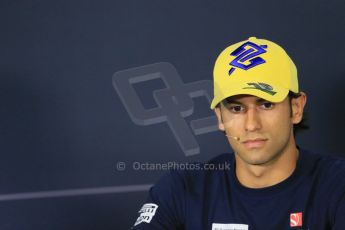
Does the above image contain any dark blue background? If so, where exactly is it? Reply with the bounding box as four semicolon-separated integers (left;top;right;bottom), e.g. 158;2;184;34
1;0;345;229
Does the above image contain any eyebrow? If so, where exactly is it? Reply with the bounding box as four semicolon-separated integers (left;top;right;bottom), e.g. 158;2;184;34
223;97;269;105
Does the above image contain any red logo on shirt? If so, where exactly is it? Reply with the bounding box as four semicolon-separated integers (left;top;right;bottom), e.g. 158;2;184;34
290;212;302;227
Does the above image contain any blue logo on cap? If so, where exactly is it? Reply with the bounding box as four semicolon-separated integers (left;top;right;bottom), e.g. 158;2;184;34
228;41;267;75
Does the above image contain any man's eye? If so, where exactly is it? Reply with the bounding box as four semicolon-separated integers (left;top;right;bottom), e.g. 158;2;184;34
230;105;244;113
261;102;274;109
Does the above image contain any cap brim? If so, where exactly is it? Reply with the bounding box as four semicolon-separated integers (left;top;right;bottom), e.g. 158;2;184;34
210;81;290;109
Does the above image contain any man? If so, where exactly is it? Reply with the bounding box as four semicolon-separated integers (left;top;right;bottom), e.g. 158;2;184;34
131;37;345;229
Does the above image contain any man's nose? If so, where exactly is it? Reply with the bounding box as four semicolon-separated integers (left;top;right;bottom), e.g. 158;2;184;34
245;108;262;132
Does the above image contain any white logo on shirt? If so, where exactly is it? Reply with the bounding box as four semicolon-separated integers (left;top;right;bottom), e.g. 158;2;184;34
134;203;158;226
212;223;249;230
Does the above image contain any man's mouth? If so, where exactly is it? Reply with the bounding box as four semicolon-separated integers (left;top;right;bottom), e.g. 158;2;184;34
242;138;268;149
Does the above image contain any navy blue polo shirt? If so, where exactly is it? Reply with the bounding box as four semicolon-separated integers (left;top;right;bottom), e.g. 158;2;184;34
132;149;345;230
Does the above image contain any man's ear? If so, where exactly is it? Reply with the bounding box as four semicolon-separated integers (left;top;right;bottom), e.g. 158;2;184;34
214;106;225;131
291;92;307;124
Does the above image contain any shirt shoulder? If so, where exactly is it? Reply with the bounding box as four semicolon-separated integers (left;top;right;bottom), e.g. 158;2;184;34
172;153;234;197
148;152;234;204
304;149;345;182
131;153;233;229
302;150;345;213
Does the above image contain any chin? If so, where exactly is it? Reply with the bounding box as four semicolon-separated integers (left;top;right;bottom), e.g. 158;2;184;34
246;158;272;166
237;150;275;166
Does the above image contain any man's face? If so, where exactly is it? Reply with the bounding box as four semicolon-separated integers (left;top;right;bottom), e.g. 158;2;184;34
214;94;305;166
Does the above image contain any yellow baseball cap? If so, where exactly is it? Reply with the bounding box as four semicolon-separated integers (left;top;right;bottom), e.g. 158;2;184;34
210;37;299;109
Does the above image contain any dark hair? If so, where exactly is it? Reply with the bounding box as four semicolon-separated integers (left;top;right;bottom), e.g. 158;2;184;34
215;91;309;136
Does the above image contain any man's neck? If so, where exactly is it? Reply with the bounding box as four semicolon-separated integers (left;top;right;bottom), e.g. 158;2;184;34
235;143;299;189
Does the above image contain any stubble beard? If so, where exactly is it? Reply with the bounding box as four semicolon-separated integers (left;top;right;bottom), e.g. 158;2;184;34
235;132;292;167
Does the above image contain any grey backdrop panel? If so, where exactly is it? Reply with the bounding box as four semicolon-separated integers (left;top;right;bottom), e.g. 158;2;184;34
1;0;344;229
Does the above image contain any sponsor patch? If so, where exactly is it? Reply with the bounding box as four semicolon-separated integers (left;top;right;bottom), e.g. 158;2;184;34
228;41;267;75
134;203;158;226
242;82;277;95
212;223;249;230
290;212;303;227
